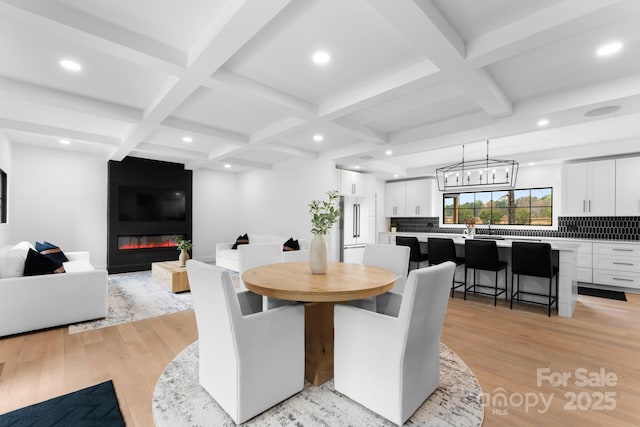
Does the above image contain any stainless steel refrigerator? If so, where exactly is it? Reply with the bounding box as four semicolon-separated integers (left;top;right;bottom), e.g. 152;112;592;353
340;195;369;263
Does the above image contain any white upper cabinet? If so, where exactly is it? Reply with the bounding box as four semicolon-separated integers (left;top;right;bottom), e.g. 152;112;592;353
339;170;366;197
562;160;615;216
405;179;434;217
616;157;640;215
385;179;434;217
385;181;406;217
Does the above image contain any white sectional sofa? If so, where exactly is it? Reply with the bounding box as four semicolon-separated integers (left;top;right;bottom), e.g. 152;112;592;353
0;246;108;337
216;234;310;272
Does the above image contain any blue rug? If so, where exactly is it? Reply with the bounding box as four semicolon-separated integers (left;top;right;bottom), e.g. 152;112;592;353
0;380;125;426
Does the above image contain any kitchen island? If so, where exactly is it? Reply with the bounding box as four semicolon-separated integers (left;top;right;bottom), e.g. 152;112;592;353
379;232;579;317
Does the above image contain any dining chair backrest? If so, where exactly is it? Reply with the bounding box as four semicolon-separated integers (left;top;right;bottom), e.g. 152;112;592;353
464;239;500;270
238;243;284;288
395;236;422;262
427;238;457;265
362;243;410;280
511;242;554;278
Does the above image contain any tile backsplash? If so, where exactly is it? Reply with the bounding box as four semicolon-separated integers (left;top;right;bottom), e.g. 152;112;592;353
390;216;640;241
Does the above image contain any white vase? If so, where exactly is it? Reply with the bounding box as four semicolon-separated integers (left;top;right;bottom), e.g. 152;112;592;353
309;235;328;274
179;249;189;266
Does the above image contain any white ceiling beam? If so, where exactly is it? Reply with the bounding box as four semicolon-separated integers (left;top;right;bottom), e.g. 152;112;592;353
368;0;513;117
110;0;292;161
0;0;186;75
250;117;309;145
218;158;272;170
161;117;249;145
267;142;317;159
208;69;318;120
319;60;442;120
329;118;389;144
133;142;205;160
0;76;141;122
0;118;120;146
467;0;632;68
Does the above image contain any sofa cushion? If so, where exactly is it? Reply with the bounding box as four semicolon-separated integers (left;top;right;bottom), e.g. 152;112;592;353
35;241;69;263
248;234;268;244
0;246;25;278
63;259;95;273
23;249;65;276
232;233;249;250
283;238;300;251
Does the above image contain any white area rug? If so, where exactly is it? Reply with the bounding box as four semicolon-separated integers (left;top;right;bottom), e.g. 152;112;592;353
68;270;194;334
153;341;484;426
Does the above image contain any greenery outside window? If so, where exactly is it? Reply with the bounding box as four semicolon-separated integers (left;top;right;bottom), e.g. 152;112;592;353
0;169;6;223
444;187;552;226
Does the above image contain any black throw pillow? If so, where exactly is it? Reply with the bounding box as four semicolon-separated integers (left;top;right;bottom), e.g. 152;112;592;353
231;233;249;250
283;237;300;251
24;249;66;276
35;241;69;263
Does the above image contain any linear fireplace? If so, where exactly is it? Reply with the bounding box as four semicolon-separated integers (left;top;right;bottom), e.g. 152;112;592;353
108;157;192;273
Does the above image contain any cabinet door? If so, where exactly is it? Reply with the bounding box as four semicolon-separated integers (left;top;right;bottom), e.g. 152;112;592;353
563;163;589;216
405;179;433;217
587;160;615;216
340;170;366;197
616;157;640;215
385;181;406;217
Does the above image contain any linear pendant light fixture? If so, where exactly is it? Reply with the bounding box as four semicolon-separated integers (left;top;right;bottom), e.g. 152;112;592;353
436;140;519;191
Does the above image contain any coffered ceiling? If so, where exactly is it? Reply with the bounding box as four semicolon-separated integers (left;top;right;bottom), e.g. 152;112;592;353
1;0;640;177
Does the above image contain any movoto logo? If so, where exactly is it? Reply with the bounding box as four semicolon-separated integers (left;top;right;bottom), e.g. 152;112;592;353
483;367;618;416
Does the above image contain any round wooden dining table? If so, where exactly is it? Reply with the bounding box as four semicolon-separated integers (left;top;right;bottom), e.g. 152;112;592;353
242;261;396;385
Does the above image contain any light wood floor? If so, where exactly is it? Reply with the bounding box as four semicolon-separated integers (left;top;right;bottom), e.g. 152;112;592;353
1;292;639;426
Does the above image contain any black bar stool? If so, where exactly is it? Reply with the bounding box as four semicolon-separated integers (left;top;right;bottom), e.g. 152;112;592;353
511;242;558;317
464;239;508;306
427;237;465;297
396;236;429;271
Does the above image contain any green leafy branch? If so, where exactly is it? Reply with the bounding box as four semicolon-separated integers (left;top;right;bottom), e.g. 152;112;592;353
309;190;341;236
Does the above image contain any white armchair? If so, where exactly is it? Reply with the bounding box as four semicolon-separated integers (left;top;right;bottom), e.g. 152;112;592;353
349;243;410;312
186;260;304;424
334;261;455;425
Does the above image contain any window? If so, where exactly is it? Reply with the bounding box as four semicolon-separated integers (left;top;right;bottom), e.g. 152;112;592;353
443;187;553;226
0;168;6;223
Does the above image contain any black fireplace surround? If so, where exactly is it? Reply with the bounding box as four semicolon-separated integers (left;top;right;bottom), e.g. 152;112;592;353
108;157;192;273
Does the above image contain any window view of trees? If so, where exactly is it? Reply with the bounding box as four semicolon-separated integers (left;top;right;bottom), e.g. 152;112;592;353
443;188;552;226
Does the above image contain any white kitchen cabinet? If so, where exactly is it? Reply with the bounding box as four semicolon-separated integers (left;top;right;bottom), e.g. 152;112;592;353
385;181;406;217
592;242;640;289
562;160;615;216
615;156;640;215
563;240;593;283
385;179;434;217
405;179;434;217
339;170;366;197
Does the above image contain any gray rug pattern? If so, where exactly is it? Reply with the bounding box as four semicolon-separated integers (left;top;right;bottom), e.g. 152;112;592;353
68;271;193;334
153;341;484;426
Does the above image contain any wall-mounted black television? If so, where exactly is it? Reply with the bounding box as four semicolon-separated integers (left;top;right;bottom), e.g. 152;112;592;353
118;186;186;222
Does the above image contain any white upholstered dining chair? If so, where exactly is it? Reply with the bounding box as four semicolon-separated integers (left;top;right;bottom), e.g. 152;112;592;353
238;243;291;310
349;243;410;312
186;260;304;424
334;261;455;425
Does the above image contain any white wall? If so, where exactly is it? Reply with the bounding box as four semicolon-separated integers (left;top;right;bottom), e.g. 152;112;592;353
10;144;108;268
192;168;238;262
0;132;11;246
235;157;339;259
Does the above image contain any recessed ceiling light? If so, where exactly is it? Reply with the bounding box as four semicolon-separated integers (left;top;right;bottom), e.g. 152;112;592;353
312;51;330;65
59;59;82;72
313;134;324;142
393;174;399;178
385;150;393;155
182;136;193;143
596;41;623;57
223;164;231;169
59;139;71;145
354;166;361;170
537;119;549;127
529;162;536;166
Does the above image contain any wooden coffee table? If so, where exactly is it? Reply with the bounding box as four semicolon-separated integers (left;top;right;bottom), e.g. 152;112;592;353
242;261;396;385
151;261;190;292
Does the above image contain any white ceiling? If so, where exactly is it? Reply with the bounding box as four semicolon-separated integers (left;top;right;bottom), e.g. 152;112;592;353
1;0;640;178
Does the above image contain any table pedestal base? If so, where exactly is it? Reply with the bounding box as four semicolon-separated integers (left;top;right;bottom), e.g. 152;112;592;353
304;302;334;385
